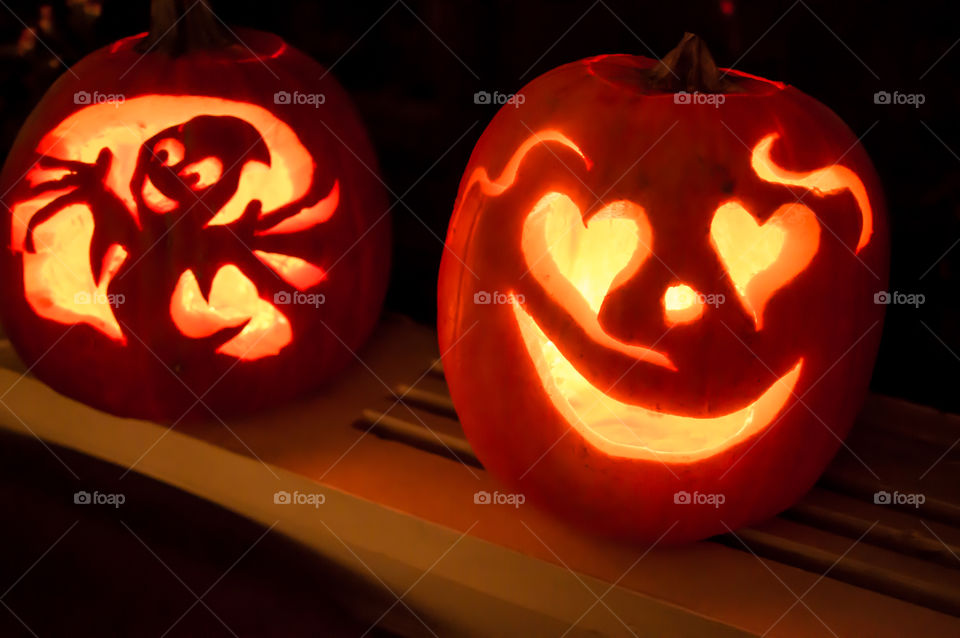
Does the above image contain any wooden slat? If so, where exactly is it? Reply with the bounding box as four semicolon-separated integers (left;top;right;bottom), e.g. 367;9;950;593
784;489;960;568
395;384;458;419
389;369;960;618
715;521;960;617
4;320;959;635
860;395;960;452
358;409;481;468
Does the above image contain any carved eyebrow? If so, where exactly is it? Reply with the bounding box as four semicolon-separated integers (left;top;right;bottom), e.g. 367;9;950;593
751;132;873;253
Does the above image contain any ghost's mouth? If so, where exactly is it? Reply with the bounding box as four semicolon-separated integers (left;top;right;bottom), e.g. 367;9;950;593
511;300;802;462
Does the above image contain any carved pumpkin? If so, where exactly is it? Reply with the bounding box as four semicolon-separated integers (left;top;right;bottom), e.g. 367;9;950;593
438;35;889;543
0;1;389;421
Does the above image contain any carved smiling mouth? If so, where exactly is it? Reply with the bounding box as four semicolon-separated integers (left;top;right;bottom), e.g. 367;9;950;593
482;129;874;463
512;299;803;462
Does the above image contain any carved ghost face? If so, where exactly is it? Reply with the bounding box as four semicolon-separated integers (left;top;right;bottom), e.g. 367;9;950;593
0;29;389;421
438;53;888;543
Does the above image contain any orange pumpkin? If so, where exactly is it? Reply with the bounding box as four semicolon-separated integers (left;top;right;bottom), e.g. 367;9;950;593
438;35;889;543
0;1;389;421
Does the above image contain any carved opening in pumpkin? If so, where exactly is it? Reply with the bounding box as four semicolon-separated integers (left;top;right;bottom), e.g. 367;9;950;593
513;187;804;460
751;132;873;252
663;283;704;325
710;201;820;329
181;156;223;190
19;203;128;342
170;266;292;360
521;191;675;370
511;297;803;461
10;95;334;358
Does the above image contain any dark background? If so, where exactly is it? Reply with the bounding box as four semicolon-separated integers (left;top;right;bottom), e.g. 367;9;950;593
1;0;957;413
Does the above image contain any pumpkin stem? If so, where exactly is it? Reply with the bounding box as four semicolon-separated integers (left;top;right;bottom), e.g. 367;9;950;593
136;0;237;55
648;33;737;93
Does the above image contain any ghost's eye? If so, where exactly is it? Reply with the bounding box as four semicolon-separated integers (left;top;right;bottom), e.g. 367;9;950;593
710;201;820;329
153;138;185;166
180;157;223;190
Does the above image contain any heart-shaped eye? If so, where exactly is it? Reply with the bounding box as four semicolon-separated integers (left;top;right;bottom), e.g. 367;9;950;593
535;194;650;313
521;191;673;369
710;201;820;329
522;192;650;316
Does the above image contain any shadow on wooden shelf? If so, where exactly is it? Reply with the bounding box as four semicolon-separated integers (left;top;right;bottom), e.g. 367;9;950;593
1;314;958;637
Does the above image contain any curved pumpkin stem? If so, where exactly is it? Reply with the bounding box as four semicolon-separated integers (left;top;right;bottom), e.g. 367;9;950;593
136;0;237;56
648;32;737;93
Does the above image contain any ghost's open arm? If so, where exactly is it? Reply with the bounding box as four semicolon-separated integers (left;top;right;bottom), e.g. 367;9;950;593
23;149;112;250
24;147;138;283
252;176;339;236
28;148;114;194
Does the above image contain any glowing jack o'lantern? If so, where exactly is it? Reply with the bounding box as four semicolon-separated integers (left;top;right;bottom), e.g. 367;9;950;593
439;34;888;543
0;2;389;421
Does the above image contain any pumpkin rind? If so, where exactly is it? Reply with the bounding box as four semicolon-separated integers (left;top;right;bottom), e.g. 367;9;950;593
0;30;390;421
438;54;888;543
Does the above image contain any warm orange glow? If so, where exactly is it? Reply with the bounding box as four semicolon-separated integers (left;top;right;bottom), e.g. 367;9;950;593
141;175;178;213
10;187;73;252
711;201;820;329
35;95;315;228
253;250;326;289
170;266;292;360
461;130;589;201
180;157;223;190
512;298;803;461
256;180;339;235
18;203;127;341
663;284;704;325
153;137;184;166
522;192;675;370
11;95;331;355
25;166;71;187
751;133;873;252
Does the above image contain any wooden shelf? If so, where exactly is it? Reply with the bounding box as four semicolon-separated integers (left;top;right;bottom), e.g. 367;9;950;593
1;314;958;636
